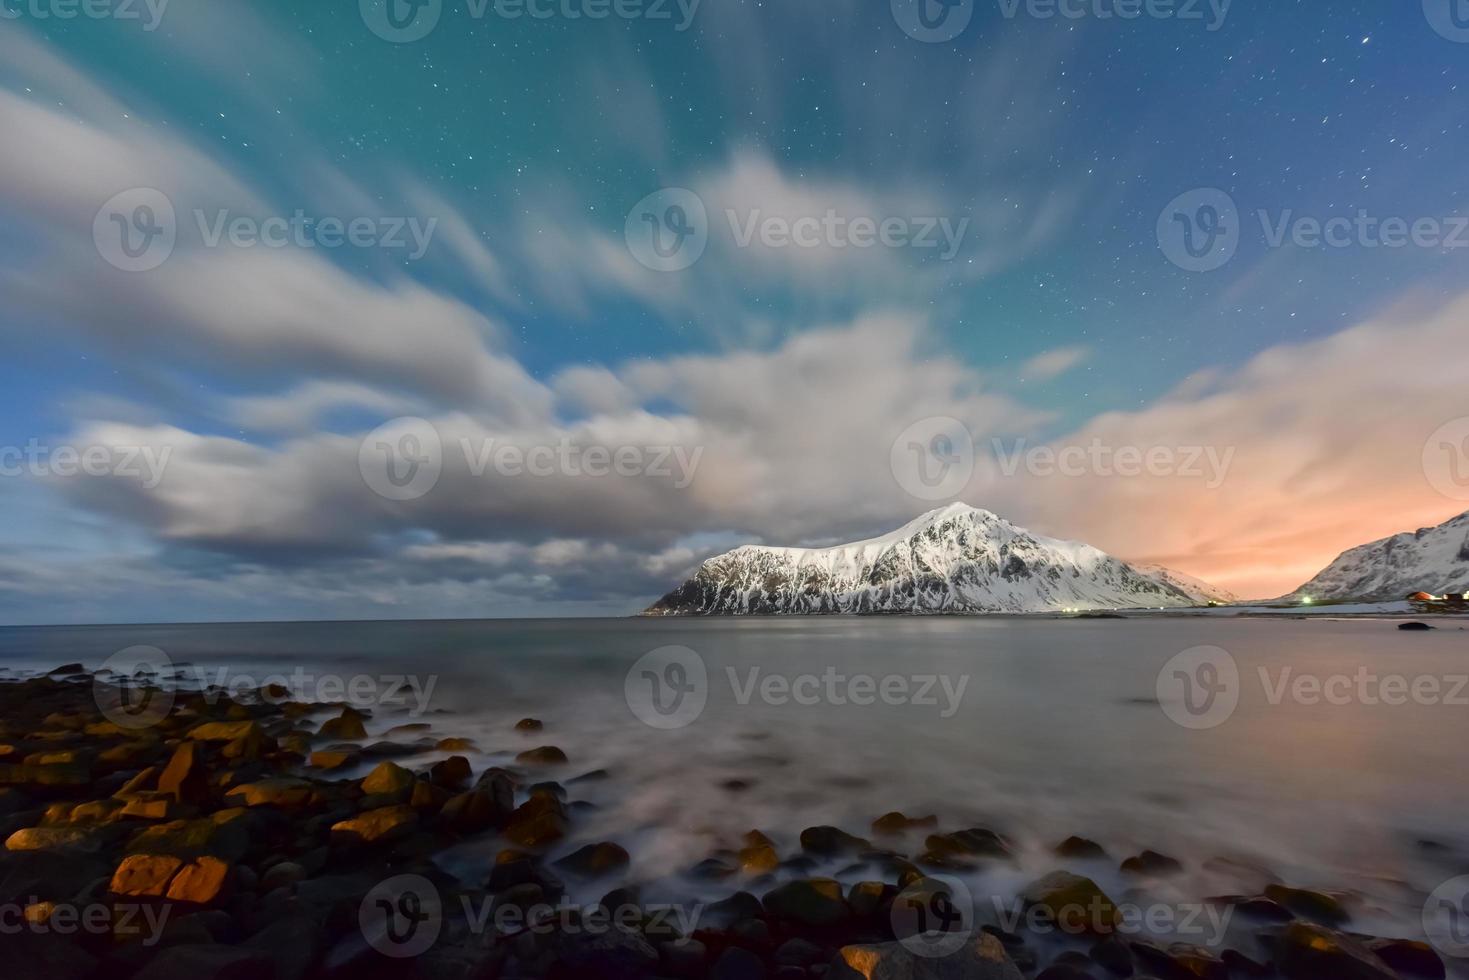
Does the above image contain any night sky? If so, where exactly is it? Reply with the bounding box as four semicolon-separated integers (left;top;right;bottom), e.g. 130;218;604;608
1;0;1467;622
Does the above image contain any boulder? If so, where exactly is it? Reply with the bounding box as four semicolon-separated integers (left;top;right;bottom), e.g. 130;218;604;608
241;917;327;980
166;856;234;905
1054;836;1109;859
110;852;184;897
430;755;473;790
224;777;314;809
5;826;109;854
1263;883;1350;926
872;811;938;835
1364;938;1444;979
317;709;368;740
359;761;415;798
137;944;275;980
800;825;871;856
830;932;1024;979
763;877;849;927
516;745;568;766
1119;849;1183;877
555;841;631;878
1274;922;1397;980
330;804;418;846
1020;871;1119;935
158;742;210;804
125;816;249;861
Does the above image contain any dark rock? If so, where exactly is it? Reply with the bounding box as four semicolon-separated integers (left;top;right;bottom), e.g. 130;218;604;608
138;944;275;980
763;877;849;927
1055;836;1109;860
1274;922;1396;980
241;917;327;980
1020;871;1119;935
516;745;568;765
1263;883;1350;926
800;825;871;856
430;755;472;790
829;932;1024;979
1119;849;1183;877
871;811;938;835
1364;937;1445;978
712;945;768;980
515;718;544;732
554;841;630;878
1399;622;1435;631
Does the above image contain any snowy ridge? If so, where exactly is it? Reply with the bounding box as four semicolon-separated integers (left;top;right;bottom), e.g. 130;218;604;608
1132;563;1239;605
644;504;1202;615
1291;509;1469;600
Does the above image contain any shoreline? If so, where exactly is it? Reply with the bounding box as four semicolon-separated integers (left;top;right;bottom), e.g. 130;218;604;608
0;666;1455;979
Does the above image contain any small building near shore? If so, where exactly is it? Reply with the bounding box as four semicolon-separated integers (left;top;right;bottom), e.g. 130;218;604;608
1408;591;1435;601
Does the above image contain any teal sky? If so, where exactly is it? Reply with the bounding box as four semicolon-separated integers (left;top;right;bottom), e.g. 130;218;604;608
1;1;1467;621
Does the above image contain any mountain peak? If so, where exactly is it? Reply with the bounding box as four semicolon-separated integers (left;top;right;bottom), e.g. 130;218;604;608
644;507;1200;615
1293;508;1469;600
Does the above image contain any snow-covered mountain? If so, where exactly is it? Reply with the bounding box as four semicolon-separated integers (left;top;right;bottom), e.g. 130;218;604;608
644;504;1201;615
1291;509;1469;601
1132;563;1238;605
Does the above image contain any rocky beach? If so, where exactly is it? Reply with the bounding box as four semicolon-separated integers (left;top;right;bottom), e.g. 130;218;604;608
0;657;1458;980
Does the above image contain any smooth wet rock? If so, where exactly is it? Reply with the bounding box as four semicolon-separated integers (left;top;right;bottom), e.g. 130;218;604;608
359;760;415;798
712;945;768;980
430;755;472;790
158;741;210;804
800;825;871;856
516;718;544;732
242;917;327;980
1055;836;1109;860
330;804;417;846
872;811;939;835
317;708;368;740
1263;883;1350;926
516;745;568;766
1119;849;1183;877
1020;871;1119;935
139;944;274;980
125;816;249;861
555;841;630;878
166;855;233;905
1364;937;1444;978
110;852;184;896
1274;922;1396;980
763;877;849;927
5;826;109;853
830;932;1024;979
923;828;1011;864
224;777;314;809
306;749;358;771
